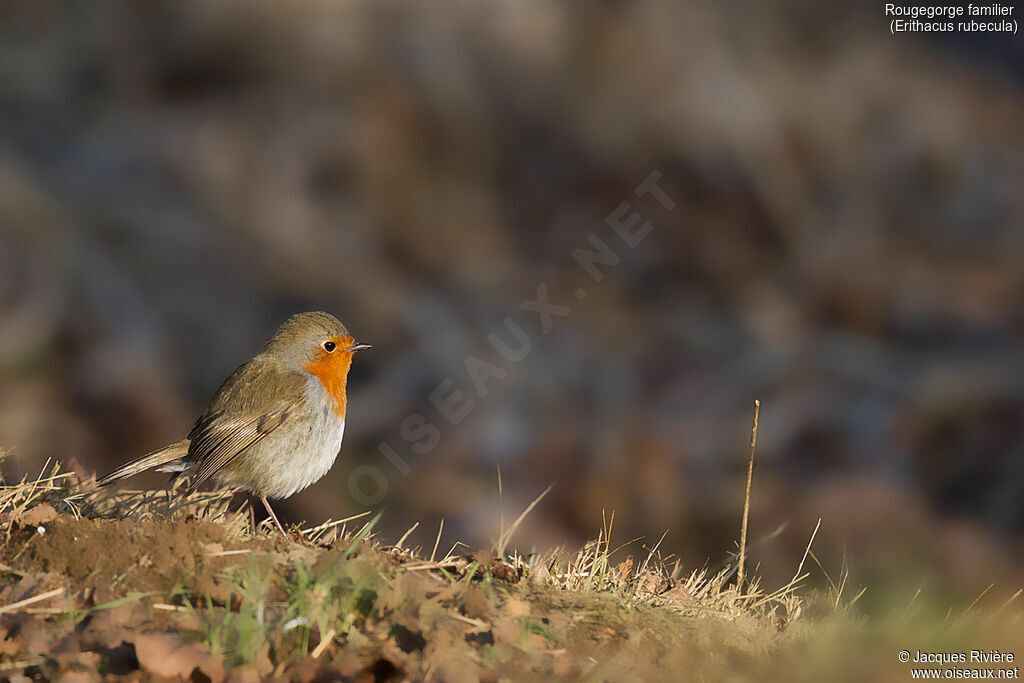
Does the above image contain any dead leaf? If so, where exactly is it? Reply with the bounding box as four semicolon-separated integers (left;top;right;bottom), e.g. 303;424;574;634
492;617;522;647
0;574;44;603
286;658;319;683
503;598;530;617
225;665;262;683
20;504;57;526
637;571;661;595
0;635;20;656
473;548;496;566
528;563;552;587
134;634;225;683
456;586;494;621
254;640;273;675
661;583;694;605
59;673;93;683
527;632;547;650
430;655;482;683
489;561;519;583
56;653;101;676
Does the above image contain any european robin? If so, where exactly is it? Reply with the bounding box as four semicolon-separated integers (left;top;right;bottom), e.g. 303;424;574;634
97;311;370;537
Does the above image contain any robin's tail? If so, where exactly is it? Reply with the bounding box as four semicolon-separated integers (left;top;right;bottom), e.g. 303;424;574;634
96;439;191;487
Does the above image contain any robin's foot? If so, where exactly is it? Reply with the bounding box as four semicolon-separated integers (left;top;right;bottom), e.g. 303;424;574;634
260;495;289;538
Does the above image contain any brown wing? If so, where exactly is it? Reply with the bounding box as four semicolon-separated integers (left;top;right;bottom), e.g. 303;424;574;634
185;401;303;492
184;355;308;493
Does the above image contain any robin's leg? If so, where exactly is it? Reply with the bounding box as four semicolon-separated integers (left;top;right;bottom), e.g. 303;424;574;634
260;495;288;538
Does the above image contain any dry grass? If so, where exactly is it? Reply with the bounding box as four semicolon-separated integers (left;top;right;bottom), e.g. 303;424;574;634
0;450;808;616
0;404;797;636
0;457;794;678
1;450;1021;680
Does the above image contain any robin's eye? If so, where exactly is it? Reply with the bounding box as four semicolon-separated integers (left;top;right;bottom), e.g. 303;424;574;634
323;341;336;352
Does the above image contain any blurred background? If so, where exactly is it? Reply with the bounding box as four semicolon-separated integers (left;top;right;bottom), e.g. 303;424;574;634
1;0;1022;610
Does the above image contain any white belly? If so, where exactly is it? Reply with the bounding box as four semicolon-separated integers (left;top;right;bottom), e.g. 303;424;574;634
258;416;345;499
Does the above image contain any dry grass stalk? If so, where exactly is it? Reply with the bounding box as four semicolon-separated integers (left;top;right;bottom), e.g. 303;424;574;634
737;400;760;591
394;521;419;550
496;484;552;558
0;587;64;614
430;518;444;563
1;450;809;632
311;628;337;659
792;517;821;585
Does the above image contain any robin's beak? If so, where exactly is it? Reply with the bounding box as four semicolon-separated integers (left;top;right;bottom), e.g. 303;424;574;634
347;342;372;352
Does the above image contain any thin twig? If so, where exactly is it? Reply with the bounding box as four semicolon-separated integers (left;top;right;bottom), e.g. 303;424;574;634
395;522;419;550
737;400;760;591
792;518;821;585
497;463;504;548
497;484;553;558
152;603;188;612
442;540;467;562
994;588;1022;616
900;587;923;621
430;519;444;564
206;549;252;557
451;613;488;629
0;587;64;614
954;583;994;626
301;511;373;541
311;628;337;659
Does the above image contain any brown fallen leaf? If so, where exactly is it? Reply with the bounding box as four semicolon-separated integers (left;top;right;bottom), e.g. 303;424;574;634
636;571;661;595
225;665;263;683
661;583;694;605
59;673;93;683
286;658;319;683
456;585;495;621
503;598;530;617
473;548;496;566
0;634;20;656
0;574;44;604
430;655;482;683
492;617;522;647
134;634;225;683
20;504;57;526
527;563;553;587
489;561;519;583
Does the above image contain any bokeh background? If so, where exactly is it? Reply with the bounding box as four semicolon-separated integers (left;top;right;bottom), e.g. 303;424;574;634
1;0;1022;610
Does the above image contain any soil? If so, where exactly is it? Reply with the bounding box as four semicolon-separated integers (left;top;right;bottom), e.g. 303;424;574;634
0;510;786;682
1;505;1020;682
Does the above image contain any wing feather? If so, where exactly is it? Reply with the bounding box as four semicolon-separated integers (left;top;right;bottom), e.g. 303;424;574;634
182;357;310;494
185;400;302;493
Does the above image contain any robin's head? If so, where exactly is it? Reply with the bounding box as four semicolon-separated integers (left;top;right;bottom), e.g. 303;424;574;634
265;312;370;412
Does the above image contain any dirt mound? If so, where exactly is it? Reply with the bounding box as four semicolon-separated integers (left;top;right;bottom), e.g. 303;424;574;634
16;515;253;594
0;475;1019;681
0;507;784;681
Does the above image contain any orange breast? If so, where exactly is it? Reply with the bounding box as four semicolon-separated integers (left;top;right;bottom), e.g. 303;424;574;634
303;336;354;417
